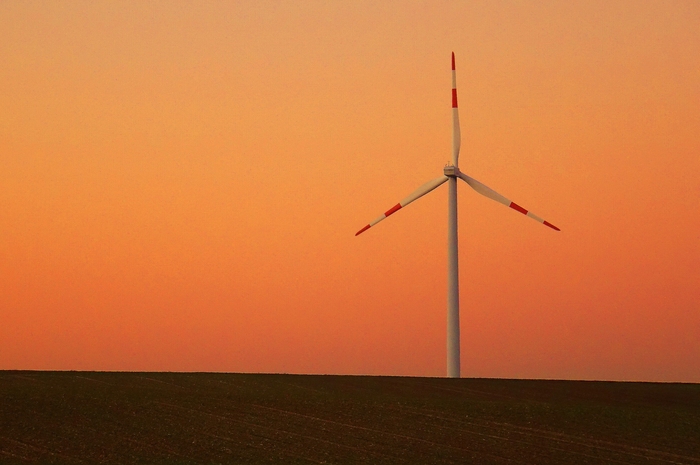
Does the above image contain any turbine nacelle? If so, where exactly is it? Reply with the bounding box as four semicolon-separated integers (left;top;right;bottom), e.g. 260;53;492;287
443;165;460;177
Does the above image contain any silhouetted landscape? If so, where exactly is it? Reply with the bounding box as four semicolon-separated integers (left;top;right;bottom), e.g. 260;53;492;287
1;372;698;464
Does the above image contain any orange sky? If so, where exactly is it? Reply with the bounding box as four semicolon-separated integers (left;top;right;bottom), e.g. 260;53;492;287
1;1;698;381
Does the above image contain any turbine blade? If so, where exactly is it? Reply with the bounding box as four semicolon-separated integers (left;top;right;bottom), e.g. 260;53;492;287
355;176;449;236
452;52;461;167
457;172;560;231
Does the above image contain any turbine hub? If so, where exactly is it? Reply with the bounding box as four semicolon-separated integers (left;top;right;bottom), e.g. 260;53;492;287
444;165;460;177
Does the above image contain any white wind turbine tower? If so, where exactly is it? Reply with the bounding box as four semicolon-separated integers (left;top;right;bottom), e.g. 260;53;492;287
355;53;560;378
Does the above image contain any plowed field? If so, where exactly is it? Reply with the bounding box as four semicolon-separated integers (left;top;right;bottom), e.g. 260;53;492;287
1;372;698;464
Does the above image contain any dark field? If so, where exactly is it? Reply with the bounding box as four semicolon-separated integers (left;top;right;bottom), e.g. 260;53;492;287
1;372;699;464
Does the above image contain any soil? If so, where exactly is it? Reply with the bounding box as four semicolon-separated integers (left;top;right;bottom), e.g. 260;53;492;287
1;372;698;464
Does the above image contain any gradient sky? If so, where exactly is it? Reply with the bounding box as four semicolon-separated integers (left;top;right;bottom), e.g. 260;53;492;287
1;1;698;381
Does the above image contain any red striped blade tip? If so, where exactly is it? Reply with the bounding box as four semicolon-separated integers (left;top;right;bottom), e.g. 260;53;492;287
355;224;370;236
509;202;528;215
543;221;560;231
385;203;402;216
451;52;455;70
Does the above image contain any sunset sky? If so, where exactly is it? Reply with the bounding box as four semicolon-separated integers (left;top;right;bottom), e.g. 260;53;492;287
1;1;698;381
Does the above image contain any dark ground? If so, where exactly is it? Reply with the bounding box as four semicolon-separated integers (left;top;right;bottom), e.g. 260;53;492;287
0;372;698;464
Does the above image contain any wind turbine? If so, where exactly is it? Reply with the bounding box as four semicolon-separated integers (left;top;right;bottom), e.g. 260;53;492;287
355;53;559;378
